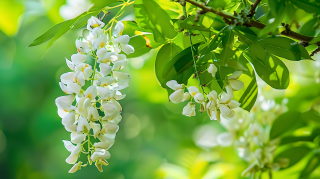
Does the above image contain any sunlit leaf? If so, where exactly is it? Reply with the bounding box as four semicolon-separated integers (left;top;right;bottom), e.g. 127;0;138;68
274;146;312;169
270;111;302;140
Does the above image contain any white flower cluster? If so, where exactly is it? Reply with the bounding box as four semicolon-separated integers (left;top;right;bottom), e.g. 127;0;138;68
166;64;244;121
55;16;134;173
215;97;288;177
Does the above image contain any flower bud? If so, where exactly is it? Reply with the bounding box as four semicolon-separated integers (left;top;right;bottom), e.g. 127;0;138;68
208;64;217;77
169;89;184;103
182;102;196;117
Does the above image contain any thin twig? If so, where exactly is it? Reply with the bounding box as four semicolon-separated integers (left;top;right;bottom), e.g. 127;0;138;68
249;0;262;17
182;4;206;94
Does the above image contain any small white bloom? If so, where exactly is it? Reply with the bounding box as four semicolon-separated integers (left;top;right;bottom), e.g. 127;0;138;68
208;64;217;77
90;122;101;138
183;92;190;101
98;76;115;87
112;59;127;71
71;132;86;144
194;93;205;103
182;102;196;117
114;35;134;54
59;82;81;94
97;49;118;64
112;71;130;90
55;95;76;112
87;16;105;31
91;148;111;161
87;27;104;43
94;141;113;150
84;85;97;100
93;33;109;50
207;90;217;101
88;106;99;121
99;63;112;76
216;132;233;147
66;58;75;70
65;143;82;164
71;53;87;65
169;89;184;103
62;111;76;126
75;39;90;54
68;162;82;173
166;80;183;90
61;72;75;84
102;121;119;135
228;71;244;91
77;116;91;133
97;87;116;100
74;63;92;81
113;21;124;37
188;86;200;97
219;93;240;118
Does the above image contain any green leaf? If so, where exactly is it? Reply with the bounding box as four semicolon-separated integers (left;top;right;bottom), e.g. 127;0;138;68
220;28;235;64
201;26;226;55
259;37;312;61
234;54;258;111
162;43;201;79
280;136;314;145
126;36;151;58
134;0;177;43
299;18;318;37
28;20;67;47
269;111;302;140
274;146;312;169
244;45;290;89
299;153;320;179
291;0;320;14
301;110;320;123
155;43;182;87
90;0;118;11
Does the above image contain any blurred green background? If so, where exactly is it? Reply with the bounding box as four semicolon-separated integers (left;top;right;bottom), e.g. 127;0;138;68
1;0;320;179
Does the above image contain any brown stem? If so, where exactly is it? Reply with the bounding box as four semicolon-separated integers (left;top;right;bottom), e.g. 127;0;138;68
249;0;262;16
184;0;320;46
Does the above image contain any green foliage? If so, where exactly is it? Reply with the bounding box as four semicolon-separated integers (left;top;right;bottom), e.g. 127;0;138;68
270;111;302;140
274;146;312;169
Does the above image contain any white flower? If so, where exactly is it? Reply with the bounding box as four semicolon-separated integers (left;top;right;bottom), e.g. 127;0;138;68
90;122;101;138
88;106;99;121
77;116;91;133
74;63;92;84
228;71;244;91
63;141;82;164
59;82;81;94
166;80;183;90
113;35;134;54
208;64;217;77
188;86;200;97
84;85;97;100
87;27;104;43
55;95;76;112
207;90;217;101
66;58;75;70
60;0;91;20
112;71;130;90
62;111;76;126
93;33;109;50
71;132;86;144
87;16;105;31
219;93;240;118
99;63;112;76
91;148;111;161
102;121;119;134
169;89;184;103
71;53;87;65
113;21;124;37
182;102;196;117
216;132;233;147
97;87;116;100
61;72;75;84
98;76;115;87
97;49;118;64
112;59;127;71
68;162;82;173
94;141;113;150
194;93;205;103
76;39;90;54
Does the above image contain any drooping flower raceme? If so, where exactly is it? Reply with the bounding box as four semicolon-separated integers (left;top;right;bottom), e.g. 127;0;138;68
55;17;134;173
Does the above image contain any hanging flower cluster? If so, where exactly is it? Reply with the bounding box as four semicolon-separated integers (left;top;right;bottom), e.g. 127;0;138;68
167;64;244;121
55;16;134;173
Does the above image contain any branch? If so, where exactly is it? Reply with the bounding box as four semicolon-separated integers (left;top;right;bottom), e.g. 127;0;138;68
249;0;262;17
184;0;320;46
